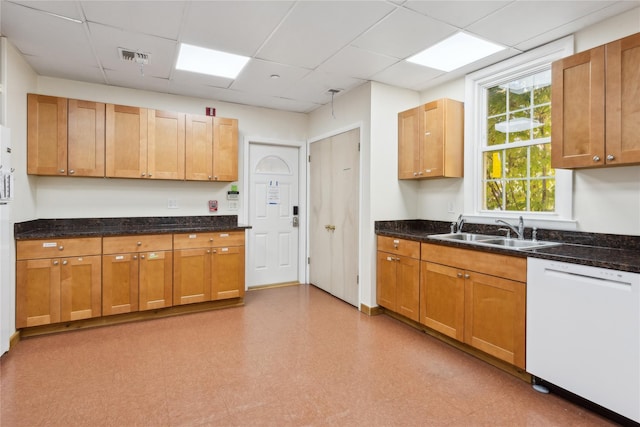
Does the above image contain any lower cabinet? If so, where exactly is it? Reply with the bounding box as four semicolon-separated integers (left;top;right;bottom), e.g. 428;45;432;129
102;234;173;315
173;231;245;305
376;236;420;321
16;237;102;328
420;243;526;369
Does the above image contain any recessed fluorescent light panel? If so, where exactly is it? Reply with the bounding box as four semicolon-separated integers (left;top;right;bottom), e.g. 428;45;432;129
407;32;505;72
176;43;250;79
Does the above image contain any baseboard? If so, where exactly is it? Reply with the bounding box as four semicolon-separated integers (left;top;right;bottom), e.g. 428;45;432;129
247;282;301;291
360;303;384;316
9;330;20;350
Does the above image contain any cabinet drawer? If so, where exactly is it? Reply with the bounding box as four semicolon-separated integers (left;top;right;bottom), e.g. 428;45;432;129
212;231;244;247
173;232;216;249
377;236;420;259
103;234;172;254
421;243;526;283
17;237;102;260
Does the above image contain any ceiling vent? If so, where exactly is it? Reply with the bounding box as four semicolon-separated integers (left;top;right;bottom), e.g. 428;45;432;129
118;48;149;64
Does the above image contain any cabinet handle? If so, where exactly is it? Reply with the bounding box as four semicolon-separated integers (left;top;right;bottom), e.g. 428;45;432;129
133;255;138;260
69;169;75;175
214;176;219;180
413;172;418;176
464;274;470;279
148;173;152;177
417;171;423;175
457;272;463;278
62;260;68;265
137;241;142;246
593;155;601;162
208;176;213;180
59;169;65;174
140;255;145;259
606;154;615;161
209;238;214;242
53;260;59;266
58;245;64;251
207;250;211;254
141;172;146;177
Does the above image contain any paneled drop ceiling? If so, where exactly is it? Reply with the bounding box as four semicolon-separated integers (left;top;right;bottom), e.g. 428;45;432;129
1;0;638;113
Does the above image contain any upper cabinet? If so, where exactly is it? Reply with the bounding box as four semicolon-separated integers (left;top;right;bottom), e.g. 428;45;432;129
398;98;464;179
28;94;239;182
28;95;105;177
27;94;68;176
185;115;238;182
552;32;640;169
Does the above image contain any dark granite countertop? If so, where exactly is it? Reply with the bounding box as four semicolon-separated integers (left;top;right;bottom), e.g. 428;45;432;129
376;220;640;274
15;216;251;240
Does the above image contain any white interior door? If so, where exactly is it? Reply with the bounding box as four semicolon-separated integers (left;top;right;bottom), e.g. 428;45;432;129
247;144;299;287
309;128;359;306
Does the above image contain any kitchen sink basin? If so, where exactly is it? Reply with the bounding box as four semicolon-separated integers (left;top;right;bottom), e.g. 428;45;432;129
427;233;561;251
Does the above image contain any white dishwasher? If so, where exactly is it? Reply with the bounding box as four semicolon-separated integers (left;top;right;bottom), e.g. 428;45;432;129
527;257;640;423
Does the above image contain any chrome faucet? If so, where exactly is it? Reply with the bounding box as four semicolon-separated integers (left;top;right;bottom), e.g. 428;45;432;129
455;214;465;234
495;216;524;240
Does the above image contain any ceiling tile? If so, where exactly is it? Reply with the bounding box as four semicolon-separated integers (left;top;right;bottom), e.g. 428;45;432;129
256;1;395;69
229;59;311;97
1;1;96;66
24;56;106;85
104;69;170;94
171;69;234;89
180;1;294;56
80;0;185;39
317;45;399;79
8;1;84;21
351;7;457;59
466;1;616;47
371;61;444;91
404;1;512;28
282;70;366;104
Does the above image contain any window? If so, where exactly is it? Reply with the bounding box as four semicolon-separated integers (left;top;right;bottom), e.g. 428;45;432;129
464;36;575;226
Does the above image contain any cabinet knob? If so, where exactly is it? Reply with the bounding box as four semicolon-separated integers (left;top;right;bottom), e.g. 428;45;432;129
141;172;146;177
140;255;145;259
59;169;65;174
593;155;601;162
69;169;75;175
418;171;423;175
133;255;138;260
413;172;418;176
58;245;64;251
464;274;470;279
209;238;214;242
53;260;59;266
148;173;152;177
457;272;463;278
606;154;615;161
208;176;213;180
62;260;68;265
207;249;211;254
137;241;142;246
214;176;219;180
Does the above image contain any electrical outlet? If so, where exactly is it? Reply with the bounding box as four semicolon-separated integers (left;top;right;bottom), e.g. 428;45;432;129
447;202;455;213
229;200;239;210
168;198;178;209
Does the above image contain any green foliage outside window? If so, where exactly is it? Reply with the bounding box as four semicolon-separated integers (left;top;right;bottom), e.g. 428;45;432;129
483;70;555;212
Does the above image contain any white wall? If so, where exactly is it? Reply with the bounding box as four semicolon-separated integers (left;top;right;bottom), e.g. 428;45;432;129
415;8;640;235
33;77;309;222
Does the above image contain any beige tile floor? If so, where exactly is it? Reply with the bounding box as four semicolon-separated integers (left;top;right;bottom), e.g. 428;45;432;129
1;284;615;426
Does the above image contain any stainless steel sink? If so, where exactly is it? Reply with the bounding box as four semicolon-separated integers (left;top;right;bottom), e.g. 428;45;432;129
427;233;561;251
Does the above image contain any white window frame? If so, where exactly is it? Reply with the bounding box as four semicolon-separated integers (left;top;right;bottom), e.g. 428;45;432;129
463;35;577;230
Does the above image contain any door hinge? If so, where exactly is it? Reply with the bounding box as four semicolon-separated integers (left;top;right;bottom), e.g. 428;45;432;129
307;257;310;264
357;275;359;284
308;155;311;162
358;143;360;152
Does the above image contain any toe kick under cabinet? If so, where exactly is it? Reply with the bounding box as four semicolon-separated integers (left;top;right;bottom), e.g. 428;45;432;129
16;230;246;331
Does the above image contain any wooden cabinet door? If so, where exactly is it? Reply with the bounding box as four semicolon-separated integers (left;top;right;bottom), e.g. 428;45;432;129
16;259;61;328
551;46;606;169
27;94;67;175
211;246;245;300
67;99;105;177
464;272;525;369
212;117;238;181
106;104;148;178
173;248;212;305
139;250;173;310
420;261;464;341
421;100;444;177
147;110;185;180
605;32;640;165
398;107;421;179
396;255;420;322
185;114;213;181
102;253;139;315
376;251;397;310
60;255;102;322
